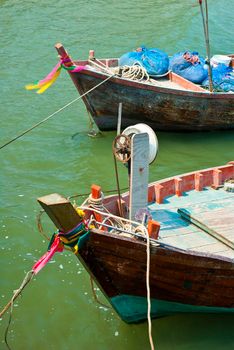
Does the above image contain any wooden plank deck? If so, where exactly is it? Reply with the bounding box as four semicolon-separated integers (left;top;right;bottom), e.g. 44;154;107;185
148;188;234;259
179;203;234;249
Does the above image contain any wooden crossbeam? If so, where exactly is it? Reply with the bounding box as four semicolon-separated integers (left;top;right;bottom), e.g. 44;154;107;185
37;193;82;233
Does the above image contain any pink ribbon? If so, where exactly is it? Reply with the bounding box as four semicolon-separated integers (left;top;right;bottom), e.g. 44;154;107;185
70;65;86;72
32;236;63;275
38;61;62;85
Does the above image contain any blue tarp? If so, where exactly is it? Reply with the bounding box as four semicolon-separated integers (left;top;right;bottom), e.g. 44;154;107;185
169;51;208;84
202;64;234;92
119;47;234;91
119;46;169;76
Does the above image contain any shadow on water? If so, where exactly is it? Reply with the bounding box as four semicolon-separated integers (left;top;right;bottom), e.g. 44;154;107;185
153;314;234;350
151;313;234;350
71;128;104;140
110;312;234;350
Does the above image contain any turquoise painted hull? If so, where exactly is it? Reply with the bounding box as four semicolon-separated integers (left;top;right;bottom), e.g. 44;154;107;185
111;295;234;323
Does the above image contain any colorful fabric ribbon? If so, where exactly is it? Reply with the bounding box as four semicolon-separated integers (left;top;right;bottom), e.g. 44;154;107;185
32;235;63;275
25;60;85;94
32;221;89;275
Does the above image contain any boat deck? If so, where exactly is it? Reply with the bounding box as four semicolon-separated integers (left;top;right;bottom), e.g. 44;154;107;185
148;187;234;259
85;62;208;93
145;77;191;91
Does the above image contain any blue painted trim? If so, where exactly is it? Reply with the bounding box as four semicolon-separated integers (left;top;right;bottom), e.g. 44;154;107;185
110;294;234;323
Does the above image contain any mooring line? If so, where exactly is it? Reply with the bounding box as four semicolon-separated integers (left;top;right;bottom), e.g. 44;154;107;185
0;73;115;150
146;227;155;350
0;270;34;319
1;270;35;350
90;277;110;309
4;302;13;350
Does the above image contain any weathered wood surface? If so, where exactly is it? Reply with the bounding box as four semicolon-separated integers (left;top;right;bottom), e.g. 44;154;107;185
37;193;81;232
78;229;234;307
178;199;234;249
129;133;149;221
55;43;74;68
38;161;234;317
68;62;234;132
54;44;234;131
145;168;234;259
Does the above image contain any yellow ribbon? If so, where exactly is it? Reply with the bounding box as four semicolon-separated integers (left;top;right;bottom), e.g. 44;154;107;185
25;69;61;94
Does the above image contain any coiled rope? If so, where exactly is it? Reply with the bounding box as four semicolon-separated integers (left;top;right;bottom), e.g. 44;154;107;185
114;64;150;81
0;73;115;150
88;58;150;81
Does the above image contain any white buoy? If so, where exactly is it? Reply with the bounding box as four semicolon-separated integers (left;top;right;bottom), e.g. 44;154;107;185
122;123;158;164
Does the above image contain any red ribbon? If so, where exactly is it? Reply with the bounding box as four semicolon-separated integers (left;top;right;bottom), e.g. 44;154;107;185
32;235;64;275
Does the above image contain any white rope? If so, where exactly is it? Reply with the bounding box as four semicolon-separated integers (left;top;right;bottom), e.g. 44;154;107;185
84;196;125;229
80;205;142;227
81;204;155;349
113;64;150;81
88;58;150;82
0;73;115;150
88;59;114;75
87;192;105;205
145;226;155;350
134;222;155;350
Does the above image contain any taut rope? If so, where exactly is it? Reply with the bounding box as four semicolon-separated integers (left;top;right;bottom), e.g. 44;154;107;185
1;270;35;350
198;0;213;92
0;270;34;319
146;226;155;350
0;73;115;150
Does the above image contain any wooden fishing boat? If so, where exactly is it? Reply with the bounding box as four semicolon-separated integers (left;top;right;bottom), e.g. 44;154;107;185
55;44;234;132
38;125;234;323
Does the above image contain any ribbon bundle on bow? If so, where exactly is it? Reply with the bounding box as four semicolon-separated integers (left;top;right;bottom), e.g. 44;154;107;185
0;217;90;322
25;59;85;94
32;221;89;275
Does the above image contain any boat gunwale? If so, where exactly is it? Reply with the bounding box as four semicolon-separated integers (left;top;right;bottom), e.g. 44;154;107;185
117;161;234;200
72;59;234;100
86;227;234;264
94;161;234;262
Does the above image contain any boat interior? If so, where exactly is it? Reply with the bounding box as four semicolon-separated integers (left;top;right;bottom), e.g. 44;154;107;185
74;54;234;93
101;162;234;260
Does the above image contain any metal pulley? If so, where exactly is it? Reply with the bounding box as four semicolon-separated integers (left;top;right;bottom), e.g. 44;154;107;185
112;123;158;165
112;134;131;163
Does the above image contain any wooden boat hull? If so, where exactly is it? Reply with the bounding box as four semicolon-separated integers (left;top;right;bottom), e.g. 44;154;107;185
69;67;234;132
78;229;234;323
75;162;234;323
37;158;234;323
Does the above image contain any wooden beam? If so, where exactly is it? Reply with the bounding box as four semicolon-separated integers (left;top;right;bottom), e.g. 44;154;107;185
54;43;74;67
37;193;82;233
129;133;149;221
55;43;67;58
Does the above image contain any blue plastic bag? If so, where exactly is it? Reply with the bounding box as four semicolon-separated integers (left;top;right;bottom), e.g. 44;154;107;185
169;51;208;84
202;64;234;92
119;46;169;76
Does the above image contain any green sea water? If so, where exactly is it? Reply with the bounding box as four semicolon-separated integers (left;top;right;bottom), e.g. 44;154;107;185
0;0;234;349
